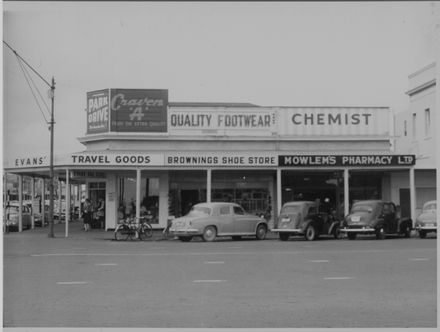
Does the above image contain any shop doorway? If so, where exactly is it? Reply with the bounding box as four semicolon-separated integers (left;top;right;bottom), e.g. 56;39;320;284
399;188;410;218
181;189;199;215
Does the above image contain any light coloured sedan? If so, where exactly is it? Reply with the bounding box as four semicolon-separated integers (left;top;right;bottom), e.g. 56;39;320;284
415;200;437;238
169;202;268;242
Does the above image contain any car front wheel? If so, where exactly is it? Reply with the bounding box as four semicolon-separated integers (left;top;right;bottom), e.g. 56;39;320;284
375;227;385;240
305;225;317;241
256;224;267;240
202;226;217;242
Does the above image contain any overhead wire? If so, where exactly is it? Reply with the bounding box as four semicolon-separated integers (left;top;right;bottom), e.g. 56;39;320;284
14;53;50;124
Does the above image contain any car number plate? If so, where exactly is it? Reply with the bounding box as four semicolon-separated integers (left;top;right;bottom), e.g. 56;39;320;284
282;217;290;223
425;223;434;227
351;216;361;222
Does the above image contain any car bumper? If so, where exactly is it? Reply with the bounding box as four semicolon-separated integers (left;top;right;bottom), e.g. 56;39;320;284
271;228;302;234
415;225;437;232
169;228;201;236
340;227;375;233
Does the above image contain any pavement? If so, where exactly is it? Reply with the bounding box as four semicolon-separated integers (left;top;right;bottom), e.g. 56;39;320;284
3;218;281;241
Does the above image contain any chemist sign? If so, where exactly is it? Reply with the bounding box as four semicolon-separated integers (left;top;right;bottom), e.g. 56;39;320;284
87;89;110;134
279;155;416;167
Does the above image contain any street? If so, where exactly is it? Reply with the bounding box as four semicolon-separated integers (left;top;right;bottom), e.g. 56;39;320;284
3;222;437;329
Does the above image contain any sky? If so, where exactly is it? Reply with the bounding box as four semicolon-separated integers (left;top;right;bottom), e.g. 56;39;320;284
2;1;438;162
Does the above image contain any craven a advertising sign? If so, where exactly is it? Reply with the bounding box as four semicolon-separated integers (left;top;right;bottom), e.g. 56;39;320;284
70;153;164;166
87;89;110;134
279;155;416;167
110;89;168;132
169;108;276;136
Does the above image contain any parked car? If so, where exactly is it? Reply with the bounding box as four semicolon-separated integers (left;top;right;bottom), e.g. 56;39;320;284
415;200;437;238
169;202;268;242
340;200;412;240
4;204;32;231
271;201;341;241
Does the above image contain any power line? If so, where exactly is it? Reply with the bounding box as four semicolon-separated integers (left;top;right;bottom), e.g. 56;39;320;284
15;55;50;124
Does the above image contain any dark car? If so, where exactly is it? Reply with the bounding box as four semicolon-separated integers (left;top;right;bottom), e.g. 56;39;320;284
415;200;437;238
341;200;412;240
271;201;341;241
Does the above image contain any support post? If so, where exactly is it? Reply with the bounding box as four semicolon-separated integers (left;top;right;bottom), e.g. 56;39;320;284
65;169;70;237
41;179;46;227
31;177;35;229
58;179;62;224
409;167;416;228
48;77;55;238
344;169;349;217
276;168;282;221
18;175;23;232
136;169;141;226
206;169;212;203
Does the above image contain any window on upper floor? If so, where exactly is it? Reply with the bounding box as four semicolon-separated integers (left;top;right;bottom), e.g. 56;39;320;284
425;108;431;137
403;120;407;136
412;113;417;139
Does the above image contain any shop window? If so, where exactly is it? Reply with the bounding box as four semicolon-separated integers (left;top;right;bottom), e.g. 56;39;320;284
425;108;431;137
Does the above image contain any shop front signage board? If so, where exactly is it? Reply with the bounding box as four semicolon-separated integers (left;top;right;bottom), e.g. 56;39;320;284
279;155;416;167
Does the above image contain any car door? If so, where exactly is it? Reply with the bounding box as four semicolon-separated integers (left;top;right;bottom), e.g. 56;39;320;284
382;203;397;233
233;205;255;234
215;205;235;235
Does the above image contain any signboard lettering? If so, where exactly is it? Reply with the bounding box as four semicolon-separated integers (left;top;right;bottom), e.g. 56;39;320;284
166;154;277;166
70;153;163;166
110;89;168;132
87;89;109;134
279;155;416;167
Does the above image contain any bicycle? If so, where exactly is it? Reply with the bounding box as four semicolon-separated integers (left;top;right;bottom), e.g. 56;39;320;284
114;216;153;241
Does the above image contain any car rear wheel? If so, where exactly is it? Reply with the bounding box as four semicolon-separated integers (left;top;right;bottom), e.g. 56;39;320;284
375;227;385;240
179;236;193;242
256;224;267;240
279;233;289;241
202;226;217;242
305;225;317;241
347;232;357;240
419;230;427;239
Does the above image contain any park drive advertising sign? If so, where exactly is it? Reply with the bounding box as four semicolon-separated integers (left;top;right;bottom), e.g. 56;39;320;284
86;89;168;134
87;89;110;134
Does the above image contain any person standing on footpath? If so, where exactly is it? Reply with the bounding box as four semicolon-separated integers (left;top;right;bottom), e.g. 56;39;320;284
83;198;93;231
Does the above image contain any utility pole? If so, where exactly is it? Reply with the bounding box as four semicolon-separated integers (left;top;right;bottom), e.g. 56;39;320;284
48;78;55;238
3;41;56;237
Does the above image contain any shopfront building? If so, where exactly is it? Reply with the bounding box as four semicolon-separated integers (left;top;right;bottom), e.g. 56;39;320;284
3;89;418;232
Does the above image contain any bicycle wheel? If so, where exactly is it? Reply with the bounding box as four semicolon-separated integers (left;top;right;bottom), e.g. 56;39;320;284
114;225;130;241
139;223;153;241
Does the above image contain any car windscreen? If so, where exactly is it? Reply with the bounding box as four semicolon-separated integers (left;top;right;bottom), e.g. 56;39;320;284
281;205;302;214
351;204;374;213
187;206;212;216
423;202;436;212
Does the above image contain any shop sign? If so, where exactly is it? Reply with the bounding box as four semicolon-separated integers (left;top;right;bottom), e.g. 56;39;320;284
279;155;416;167
110;89;168;132
166;153;277;166
169;108;276;136
87;89;110;134
70;171;106;178
278;107;390;136
70;153;164;166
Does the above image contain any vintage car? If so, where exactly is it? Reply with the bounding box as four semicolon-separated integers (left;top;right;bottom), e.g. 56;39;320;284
340;200;412;240
169;202;268;242
271;201;341;241
415;200;437;238
5;204;32;231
